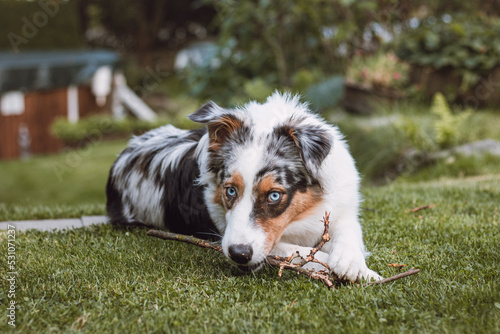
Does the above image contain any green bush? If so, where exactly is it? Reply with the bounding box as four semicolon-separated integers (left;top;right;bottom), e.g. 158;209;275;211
430;92;471;147
51;118;92;144
51;115;170;145
291;68;324;93
242;78;275;103
395;15;500;71
396;93;471;151
332;95;493;183
181;0;411;105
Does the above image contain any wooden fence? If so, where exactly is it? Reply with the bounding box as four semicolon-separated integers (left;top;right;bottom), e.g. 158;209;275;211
0;86;104;160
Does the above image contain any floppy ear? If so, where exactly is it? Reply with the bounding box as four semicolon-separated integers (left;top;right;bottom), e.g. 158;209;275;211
282;124;333;178
206;115;245;152
188;101;223;124
189;101;245;152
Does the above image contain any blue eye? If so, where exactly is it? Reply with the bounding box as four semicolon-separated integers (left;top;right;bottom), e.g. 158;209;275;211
226;187;237;197
268;191;282;203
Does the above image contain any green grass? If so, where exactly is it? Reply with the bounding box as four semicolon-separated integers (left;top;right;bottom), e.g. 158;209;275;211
1;107;500;332
0;139;128;220
328;102;500;184
401;154;500;183
0;175;499;333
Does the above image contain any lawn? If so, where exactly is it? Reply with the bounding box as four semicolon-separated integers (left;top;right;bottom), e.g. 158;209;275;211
1;115;500;333
0;139;128;221
0;174;499;333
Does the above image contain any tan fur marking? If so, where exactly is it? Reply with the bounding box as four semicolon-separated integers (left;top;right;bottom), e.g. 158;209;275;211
220;171;245;210
256;175;286;197
284;126;300;148
227;172;245;193
208;115;243;152
213;184;223;206
282;116;308;149
256;184;322;252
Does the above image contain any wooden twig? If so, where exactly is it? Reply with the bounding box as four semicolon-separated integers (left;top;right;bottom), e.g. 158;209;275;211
365;267;420;286
304;212;331;267
146;229;222;252
146;213;420;288
267;255;337;288
146;227;339;287
407;204;436;213
268;212;340;287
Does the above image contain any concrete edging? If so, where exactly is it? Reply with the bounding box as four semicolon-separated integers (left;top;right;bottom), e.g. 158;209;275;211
0;216;109;232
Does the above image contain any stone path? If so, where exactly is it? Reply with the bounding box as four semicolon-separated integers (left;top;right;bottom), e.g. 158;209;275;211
429;139;500;160
0;216;108;232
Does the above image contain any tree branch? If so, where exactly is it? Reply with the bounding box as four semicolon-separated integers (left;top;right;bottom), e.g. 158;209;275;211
146;213;420;288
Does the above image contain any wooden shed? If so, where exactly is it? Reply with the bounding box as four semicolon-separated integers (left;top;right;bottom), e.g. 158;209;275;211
0;50;119;160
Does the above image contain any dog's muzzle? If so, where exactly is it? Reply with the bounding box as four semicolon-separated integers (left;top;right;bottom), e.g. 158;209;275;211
228;244;253;264
227;244;263;271
227;243;266;272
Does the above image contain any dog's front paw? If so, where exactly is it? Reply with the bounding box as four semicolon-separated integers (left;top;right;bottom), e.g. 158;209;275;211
328;245;382;283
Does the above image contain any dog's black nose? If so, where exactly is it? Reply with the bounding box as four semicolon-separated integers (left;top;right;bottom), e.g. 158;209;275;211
228;244;253;264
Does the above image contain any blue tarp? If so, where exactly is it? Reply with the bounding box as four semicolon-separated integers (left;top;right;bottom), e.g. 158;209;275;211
0;50;119;93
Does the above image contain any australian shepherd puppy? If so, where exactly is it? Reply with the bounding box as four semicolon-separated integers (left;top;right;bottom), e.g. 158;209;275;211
106;92;382;282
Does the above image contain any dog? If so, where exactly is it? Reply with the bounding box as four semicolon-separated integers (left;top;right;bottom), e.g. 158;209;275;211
106;92;382;282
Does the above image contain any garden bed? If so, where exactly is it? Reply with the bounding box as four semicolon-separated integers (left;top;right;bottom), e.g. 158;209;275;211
342;81;405;114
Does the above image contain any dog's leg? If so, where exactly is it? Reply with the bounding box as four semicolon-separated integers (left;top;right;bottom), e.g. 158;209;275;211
327;214;382;282
270;242;330;272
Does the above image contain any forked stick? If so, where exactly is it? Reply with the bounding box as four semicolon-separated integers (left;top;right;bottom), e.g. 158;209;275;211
146;213;420;288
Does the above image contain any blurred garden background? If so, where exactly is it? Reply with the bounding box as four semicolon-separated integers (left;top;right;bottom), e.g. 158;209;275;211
1;0;500;217
1;1;500;333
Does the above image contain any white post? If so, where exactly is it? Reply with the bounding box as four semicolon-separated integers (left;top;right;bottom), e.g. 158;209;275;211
1;91;25;116
67;85;79;123
112;73;126;119
112;72;157;121
92;66;112;107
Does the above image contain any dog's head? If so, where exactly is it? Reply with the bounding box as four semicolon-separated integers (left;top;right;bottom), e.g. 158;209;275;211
189;93;333;270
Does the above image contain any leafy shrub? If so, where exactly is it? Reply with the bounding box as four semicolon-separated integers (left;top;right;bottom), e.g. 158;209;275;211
242;78;275;103
395;15;500;71
51;119;90;144
396;93;471;151
291;68;324;93
335;96;480;183
181;0;410;105
396;117;436;152
337;116;411;183
51;115;171;145
431;92;471;148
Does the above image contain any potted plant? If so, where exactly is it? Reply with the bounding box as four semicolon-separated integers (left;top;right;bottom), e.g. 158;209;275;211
343;52;411;113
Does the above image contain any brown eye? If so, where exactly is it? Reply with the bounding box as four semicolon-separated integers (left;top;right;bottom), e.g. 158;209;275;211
267;191;282;203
